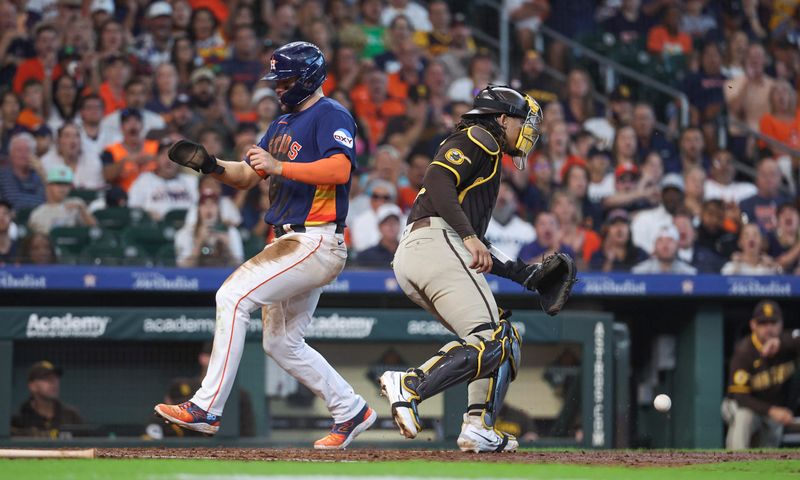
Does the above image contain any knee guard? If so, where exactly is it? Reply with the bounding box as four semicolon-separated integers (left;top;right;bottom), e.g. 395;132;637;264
403;317;519;402
470;315;522;428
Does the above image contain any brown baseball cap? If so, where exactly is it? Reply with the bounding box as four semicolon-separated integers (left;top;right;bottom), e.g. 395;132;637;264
27;360;63;382
752;300;783;323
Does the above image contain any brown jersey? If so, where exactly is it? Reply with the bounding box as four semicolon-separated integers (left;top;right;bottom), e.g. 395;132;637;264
727;332;800;415
408;125;502;239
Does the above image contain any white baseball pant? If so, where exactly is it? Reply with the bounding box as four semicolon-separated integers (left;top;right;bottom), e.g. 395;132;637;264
190;225;366;422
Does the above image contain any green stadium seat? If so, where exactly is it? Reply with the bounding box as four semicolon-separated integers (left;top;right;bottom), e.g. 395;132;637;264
161;209;188;230
50;226;91;258
155;243;176;267
80;243;126;266
120;224;171;258
243;235;266;259
94;207;134;231
68;188;101;204
14;206;34;227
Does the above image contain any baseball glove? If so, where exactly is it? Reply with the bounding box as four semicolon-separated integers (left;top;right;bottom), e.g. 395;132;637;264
523;253;577;316
167;139;223;174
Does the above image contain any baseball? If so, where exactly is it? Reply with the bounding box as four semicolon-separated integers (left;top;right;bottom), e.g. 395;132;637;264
653;394;672;412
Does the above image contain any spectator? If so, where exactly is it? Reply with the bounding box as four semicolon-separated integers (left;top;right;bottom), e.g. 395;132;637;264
356;203;402;267
95;20;130;63
562;161;603;230
351;68;406;150
96;54;131;115
680;0;717;40
518;153;554;220
398;153;430;212
15;232;54;264
767;203;800;274
325;46;362;97
646;5;692;59
632;223;697;274
537;120;573;182
758;79;800;159
631;173;685;253
694;199;738;273
673;210;697;265
28;165;96;235
168;93;200;139
721;30;748;79
88;0;115;30
0;0;28;89
721;223;780;275
506;0;550;52
386;40;425;102
673;127;709;174
374;15;414;74
683;42;726;130
0;90;23;155
739;157;791;232
359;0;386;59
127;140;199;222
170;36;200;91
725;43;775;147
228;81;256;125
586;147;614;204
703;150;757;203
349;179;399;252
12;24;61;95
512;50;560;107
413;0;452;57
134;1;175;71
11;361;83;437
589;208;648;272
722;300;799;450
381;0;432;32
146;63;180;116
0;199;18;264
603;0;649;46
438;13;477;79
47;74;79;132
485;180;537;260
632;103;677;166
100;109;158;192
548;190;600;266
612;125;639;167
184;176;242;228
585;84;634;147
640;150;665;189
560;69;604;135
41;122;104;191
519;210;576;264
602;162;659;214
220;26;264;89
190;7;228;65
447;50;498;104
683;165;706;220
174;189;244;268
0;133;46;211
251;88;279;137
17;79;46;131
98;78;167;148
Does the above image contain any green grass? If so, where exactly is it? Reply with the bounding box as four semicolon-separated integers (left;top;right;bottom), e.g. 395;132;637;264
2;459;800;480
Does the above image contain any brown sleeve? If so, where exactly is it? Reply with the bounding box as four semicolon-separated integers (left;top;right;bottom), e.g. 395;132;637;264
425;165;476;239
727;346;772;415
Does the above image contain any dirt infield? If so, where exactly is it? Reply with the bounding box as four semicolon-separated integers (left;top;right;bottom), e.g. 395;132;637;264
96;448;800;466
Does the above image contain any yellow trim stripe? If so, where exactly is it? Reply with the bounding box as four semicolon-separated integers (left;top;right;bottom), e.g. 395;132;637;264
431;161;461;186
458;153;499;203
727;385;751;394
467;126;500;155
751;333;763;352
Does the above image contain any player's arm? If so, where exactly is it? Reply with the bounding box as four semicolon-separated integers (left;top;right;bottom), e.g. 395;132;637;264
167;139;262;190
726;354;772;416
246;146;350;185
212;158;263;190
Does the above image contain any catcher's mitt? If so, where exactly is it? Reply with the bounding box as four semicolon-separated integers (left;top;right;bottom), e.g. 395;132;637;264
523;253;577;316
167;139;223;174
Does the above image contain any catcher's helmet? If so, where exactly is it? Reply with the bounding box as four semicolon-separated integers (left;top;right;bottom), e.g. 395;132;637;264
262;41;327;107
463;85;542;169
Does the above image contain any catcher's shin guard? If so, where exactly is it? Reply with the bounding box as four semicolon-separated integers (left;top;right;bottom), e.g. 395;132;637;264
404;319;517;402
471;319;522;428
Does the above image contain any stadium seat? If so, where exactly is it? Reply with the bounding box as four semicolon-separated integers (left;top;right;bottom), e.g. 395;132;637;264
14;206;34;227
80;243;127;266
243;235;266;259
94;207;134;231
154;243;177;267
161;209;189;230
50;226;91;258
67;188;101;204
120;224;172;258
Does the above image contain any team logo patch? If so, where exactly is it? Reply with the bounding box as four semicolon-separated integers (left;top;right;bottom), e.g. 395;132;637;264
733;369;749;386
333;129;354;148
444;148;470;165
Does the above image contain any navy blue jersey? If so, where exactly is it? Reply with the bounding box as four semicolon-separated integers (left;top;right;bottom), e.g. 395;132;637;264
255;97;357;226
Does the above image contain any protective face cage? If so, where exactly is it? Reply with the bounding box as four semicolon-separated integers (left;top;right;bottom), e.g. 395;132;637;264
511;94;542;170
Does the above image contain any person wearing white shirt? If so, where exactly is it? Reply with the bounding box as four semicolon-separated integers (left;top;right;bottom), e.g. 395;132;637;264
631;224;697;274
381;0;432;32
484;181;536;259
703;149;757;203
720;223;781;275
40;122;105;191
631;173;685;254
127;141;199;222
349;180;401;252
97;78;166;148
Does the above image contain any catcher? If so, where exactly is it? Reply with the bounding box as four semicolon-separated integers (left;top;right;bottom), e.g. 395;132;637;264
380;85;576;452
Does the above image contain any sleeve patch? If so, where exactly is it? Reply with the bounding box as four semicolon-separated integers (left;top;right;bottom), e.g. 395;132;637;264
333;129;354;148
733;369;749;386
444;148;471;165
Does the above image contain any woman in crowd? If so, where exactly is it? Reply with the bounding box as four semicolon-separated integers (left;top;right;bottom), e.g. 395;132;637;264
190;8;228;65
146;63;180;115
721;223;781;275
175;189;243;268
560;69;604;135
550;189;601;268
589;209;648;272
758;79;800;159
47;75;79;132
170;35;200;90
766;203;800;274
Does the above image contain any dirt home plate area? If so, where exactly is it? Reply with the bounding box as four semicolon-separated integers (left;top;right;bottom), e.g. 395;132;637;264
94;448;800;466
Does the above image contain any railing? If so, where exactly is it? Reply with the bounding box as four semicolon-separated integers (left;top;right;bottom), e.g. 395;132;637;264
725;116;800;193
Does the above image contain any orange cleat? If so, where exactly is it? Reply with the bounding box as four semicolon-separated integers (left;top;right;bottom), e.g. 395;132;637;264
314;404;377;450
154;401;221;435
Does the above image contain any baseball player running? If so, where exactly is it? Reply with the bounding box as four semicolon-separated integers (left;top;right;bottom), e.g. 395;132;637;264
380;86;576;452
155;42;376;449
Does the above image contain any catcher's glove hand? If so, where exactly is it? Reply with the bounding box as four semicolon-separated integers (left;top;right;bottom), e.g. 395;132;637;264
167;139;223;175
523;253;577;316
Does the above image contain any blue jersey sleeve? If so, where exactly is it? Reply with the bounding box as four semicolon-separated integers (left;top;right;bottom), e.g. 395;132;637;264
315;108;357;166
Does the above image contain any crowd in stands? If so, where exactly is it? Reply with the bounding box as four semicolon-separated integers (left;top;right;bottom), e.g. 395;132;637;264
0;0;799;275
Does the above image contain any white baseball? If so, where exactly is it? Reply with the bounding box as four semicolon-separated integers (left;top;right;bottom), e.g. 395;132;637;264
653;394;671;412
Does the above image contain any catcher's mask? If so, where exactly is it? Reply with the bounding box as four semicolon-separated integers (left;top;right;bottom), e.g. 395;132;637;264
463;85;542;170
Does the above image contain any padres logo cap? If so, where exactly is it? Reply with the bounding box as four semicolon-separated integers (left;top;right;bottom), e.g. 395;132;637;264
753;300;783;323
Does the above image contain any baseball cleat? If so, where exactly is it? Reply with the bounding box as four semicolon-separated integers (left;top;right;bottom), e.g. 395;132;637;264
154;401;221;435
379;370;421;439
457;414;518;453
314;404;377;450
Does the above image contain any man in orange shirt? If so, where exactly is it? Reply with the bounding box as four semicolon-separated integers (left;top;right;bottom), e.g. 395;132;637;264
12;24;62;95
646;6;692;58
351;68;406;149
97;55;131;115
100;109;158;192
